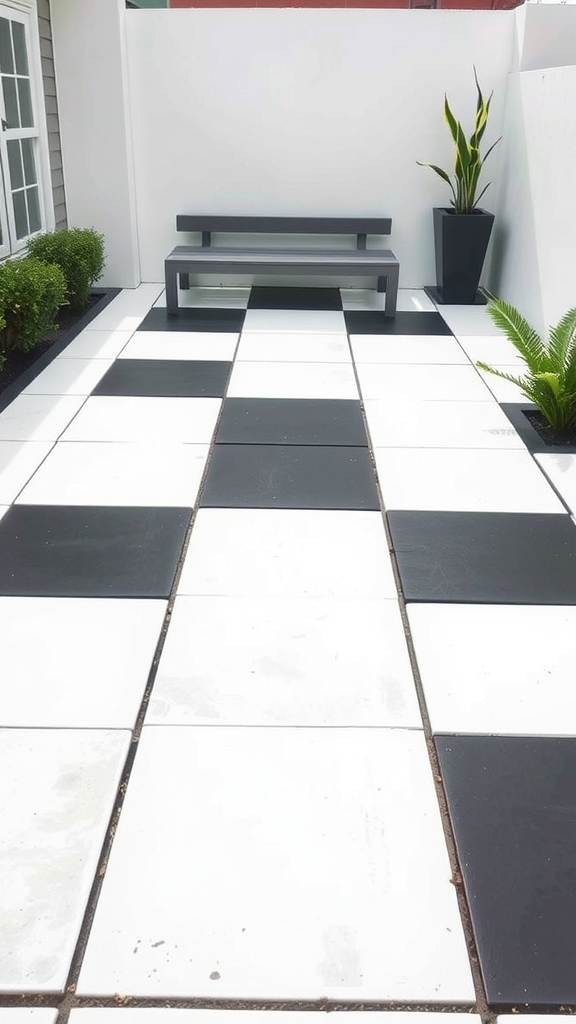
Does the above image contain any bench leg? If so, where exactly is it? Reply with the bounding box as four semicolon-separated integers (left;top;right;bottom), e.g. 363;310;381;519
179;273;190;290
165;266;179;316
382;268;399;319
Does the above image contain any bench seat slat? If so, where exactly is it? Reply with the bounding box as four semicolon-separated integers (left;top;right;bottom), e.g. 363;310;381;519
166;246;397;267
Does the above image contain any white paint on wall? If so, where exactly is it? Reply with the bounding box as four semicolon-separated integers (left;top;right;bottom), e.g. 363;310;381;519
490;61;576;336
125;9;515;287
520;64;576;330
487;73;544;335
50;0;140;288
518;4;576;72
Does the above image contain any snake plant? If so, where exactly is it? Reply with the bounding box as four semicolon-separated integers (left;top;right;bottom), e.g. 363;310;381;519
418;67;501;214
477;299;576;433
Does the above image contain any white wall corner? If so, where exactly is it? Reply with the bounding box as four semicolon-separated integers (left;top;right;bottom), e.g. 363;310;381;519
486;71;544;337
50;0;140;288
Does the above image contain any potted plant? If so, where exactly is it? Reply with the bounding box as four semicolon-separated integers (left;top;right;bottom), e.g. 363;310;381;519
418;68;501;304
477;297;576;442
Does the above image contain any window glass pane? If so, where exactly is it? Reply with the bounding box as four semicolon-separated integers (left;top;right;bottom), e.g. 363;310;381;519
2;77;19;128
0;19;14;74
17;78;33;128
12;23;28;76
21;138;36;186
13;189;28;239
7;139;23;189
26;186;41;234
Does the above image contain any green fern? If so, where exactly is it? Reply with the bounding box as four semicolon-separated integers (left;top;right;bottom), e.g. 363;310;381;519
477;298;576;432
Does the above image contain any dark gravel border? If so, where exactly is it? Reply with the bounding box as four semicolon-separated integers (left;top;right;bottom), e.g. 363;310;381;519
0;287;121;415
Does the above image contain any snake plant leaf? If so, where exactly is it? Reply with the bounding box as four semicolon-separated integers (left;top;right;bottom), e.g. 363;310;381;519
419;68;500;213
473;181;492;208
444;96;460;145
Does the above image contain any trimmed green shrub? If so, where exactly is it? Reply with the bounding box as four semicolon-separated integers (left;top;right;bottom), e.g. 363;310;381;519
27;227;105;311
0;257;67;360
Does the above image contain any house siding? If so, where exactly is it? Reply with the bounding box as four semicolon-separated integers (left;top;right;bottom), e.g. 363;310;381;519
38;0;67;230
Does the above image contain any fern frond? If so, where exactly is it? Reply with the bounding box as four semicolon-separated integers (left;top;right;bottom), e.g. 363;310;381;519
548;308;576;374
486;299;548;370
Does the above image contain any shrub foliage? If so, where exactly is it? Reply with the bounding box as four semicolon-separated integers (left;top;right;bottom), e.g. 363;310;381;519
27;227;105;310
0;257;67;362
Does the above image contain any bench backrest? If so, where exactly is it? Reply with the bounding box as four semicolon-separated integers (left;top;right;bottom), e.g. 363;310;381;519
176;215;392;251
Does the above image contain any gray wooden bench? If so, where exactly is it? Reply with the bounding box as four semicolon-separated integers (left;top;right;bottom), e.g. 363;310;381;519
164;215;399;318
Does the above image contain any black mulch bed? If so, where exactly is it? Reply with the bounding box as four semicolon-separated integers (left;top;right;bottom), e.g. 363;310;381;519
525;410;576;449
0;288;120;413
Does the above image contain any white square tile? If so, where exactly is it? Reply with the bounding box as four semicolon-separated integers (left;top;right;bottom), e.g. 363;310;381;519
60;329;134;360
236;331;350;362
374;448;564;512
408;604;576;735
88;284;163;331
0;441;53;503
17;442;209;507
178;509;396;598
341;288;436;313
0;395;86;442
118;332;238;361
455;334;524;366
78;727;473;999
227;362;358;399
350;334;468;364
0;1013;58;1024
430;303;503;336
69;1015;479;1024
536;454;576;515
498;1018;567;1024
148;596;420;727
0;598;166;728
364;400;525;449
476;365;526;402
0;729;129;992
155;286;250;309
242;309;346;334
60;397;221;443
357;364;490;402
22;358;113;396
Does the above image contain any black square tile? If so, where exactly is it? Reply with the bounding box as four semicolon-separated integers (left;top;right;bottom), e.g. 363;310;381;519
344;311;453;335
0;505;191;597
437;734;576;1007
92;359;231;398
248;286;343;310
388;510;576;604
216;399;368;446
201;445;379;509
138;307;245;333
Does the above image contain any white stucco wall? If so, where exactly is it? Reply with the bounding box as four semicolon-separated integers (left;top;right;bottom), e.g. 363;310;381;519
490;61;576;336
50;0;140;287
125;8;515;286
518;4;576;72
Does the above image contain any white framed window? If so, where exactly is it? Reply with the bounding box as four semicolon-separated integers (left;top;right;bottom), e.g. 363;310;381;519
0;2;52;256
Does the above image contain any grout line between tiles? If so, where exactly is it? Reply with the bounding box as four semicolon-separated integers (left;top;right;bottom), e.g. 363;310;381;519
52;325;246;1024
345;321;491;1021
